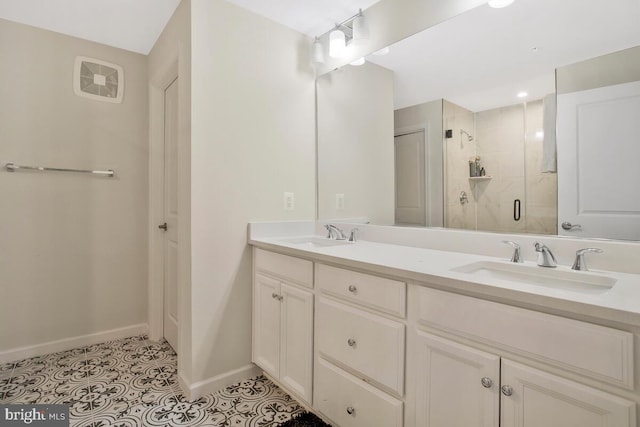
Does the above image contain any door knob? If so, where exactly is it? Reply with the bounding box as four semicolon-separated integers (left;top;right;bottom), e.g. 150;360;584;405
501;385;513;396
481;377;493;388
158;222;168;231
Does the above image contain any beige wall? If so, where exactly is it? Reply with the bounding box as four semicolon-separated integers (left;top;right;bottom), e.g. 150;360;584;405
189;0;316;385
0;19;148;352
317;62;394;224
557;45;640;94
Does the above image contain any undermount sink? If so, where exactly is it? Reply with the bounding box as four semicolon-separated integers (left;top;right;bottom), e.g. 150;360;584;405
277;236;352;248
450;261;616;294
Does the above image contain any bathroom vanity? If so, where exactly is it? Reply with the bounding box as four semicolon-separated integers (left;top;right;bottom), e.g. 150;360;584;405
249;222;640;427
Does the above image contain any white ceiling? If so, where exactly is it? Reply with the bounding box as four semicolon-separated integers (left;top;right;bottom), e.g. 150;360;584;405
1;0;638;111
0;0;181;54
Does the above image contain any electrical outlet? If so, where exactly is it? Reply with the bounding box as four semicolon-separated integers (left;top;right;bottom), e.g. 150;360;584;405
284;192;295;211
336;193;345;210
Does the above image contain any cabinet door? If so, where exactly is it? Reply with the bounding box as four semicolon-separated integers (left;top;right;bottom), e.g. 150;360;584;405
253;274;281;378
412;331;500;427
280;283;314;404
501;360;636;427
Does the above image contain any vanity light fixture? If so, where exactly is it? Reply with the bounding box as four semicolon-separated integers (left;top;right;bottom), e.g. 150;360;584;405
352;10;369;45
329;27;347;58
488;0;515;8
314;9;371;63
312;37;325;64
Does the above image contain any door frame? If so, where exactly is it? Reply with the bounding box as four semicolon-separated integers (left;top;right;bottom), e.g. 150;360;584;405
149;57;189;351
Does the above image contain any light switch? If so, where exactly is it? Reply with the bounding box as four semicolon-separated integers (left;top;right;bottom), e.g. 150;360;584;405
284;192;295;211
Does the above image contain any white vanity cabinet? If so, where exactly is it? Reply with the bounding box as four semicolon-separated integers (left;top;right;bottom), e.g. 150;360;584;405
314;264;406;427
252;248;314;404
408;287;637;427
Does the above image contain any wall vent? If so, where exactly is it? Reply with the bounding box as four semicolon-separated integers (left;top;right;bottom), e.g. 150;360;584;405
73;56;124;103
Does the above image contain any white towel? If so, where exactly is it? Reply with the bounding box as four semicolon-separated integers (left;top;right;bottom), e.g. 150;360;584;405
541;93;557;173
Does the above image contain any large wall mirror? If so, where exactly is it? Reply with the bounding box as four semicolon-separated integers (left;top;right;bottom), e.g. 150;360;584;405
317;0;640;240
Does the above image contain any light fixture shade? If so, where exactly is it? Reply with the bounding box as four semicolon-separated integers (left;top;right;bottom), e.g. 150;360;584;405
352;14;369;44
488;0;514;8
350;57;365;66
329;29;347;58
312;38;325;64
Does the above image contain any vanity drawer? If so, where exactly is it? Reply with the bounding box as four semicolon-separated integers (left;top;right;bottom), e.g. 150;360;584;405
316;263;406;317
317;297;405;396
416;287;634;389
254;248;313;288
315;357;403;427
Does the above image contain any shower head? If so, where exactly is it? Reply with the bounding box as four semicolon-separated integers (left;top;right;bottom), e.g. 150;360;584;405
460;129;474;142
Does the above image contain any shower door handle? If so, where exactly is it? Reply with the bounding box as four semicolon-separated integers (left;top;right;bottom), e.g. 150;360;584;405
158;222;168;231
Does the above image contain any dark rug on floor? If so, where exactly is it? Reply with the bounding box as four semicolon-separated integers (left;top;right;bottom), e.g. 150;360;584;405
278;412;332;427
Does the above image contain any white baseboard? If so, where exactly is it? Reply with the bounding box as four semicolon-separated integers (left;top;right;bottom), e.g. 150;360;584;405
180;363;262;401
0;323;149;364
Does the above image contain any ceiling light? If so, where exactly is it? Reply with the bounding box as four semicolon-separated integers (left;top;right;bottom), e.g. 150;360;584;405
517;91;528;98
350;57;365;66
312;37;325;65
488;0;515;8
329;28;347;58
373;46;390;56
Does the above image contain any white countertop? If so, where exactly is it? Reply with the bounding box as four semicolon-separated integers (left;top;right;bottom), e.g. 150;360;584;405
249;235;640;328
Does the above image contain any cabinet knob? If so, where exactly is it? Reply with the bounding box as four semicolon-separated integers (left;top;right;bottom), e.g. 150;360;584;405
501;385;513;396
347;338;356;347
348;285;357;293
346;406;355;416
480;377;493;388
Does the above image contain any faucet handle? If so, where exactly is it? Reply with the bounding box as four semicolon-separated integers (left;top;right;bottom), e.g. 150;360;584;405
349;228;359;243
572;248;603;271
534;242;557;268
502;240;523;263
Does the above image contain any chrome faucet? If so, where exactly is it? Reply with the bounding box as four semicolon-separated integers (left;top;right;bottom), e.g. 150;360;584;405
571;248;603;271
502;240;523;263
534;242;557;268
325;224;348;240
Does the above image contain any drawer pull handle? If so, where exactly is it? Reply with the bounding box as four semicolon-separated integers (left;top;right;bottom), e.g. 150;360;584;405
501;385;513;396
271;293;283;301
481;377;493;388
346;406;355;416
347;338;356;347
348;285;357;293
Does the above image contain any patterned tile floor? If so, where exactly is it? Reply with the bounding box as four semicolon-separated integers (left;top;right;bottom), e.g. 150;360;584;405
0;335;305;426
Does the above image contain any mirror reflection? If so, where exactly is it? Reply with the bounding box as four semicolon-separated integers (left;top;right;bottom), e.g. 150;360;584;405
317;0;640;240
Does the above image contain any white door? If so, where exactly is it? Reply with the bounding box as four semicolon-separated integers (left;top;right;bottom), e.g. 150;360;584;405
252;274;281;379
412;331;500;427
162;77;179;351
501;359;635;427
279;283;313;404
395;131;426;226
557;81;640;240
